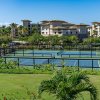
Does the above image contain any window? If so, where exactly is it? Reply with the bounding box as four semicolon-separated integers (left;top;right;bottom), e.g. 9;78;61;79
42;32;44;34
66;32;68;34
42;27;45;30
58;32;62;34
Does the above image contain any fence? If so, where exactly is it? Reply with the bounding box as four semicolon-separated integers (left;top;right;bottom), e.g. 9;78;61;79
1;56;100;71
0;44;100;71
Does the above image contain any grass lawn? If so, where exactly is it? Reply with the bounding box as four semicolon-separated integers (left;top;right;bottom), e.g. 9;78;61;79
0;74;99;100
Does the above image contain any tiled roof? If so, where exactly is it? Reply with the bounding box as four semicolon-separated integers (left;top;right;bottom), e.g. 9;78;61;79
69;26;77;29
21;20;32;22
41;20;68;23
92;22;100;24
52;26;77;30
50;20;67;23
76;23;89;26
52;26;66;30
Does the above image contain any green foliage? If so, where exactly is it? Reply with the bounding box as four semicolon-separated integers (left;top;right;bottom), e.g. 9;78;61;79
61;66;78;74
61;35;78;45
0;58;18;69
0;58;55;74
34;64;55;71
20;34;79;46
81;69;100;75
0;26;11;35
28;33;44;44
0;35;12;45
83;37;100;44
39;71;98;100
0;67;54;74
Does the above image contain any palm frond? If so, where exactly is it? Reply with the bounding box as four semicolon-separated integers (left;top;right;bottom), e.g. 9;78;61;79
38;80;56;96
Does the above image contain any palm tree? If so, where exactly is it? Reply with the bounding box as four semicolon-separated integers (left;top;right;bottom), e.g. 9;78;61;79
22;27;29;36
93;30;98;37
10;23;18;39
0;25;7;36
38;71;97;100
5;26;11;36
18;25;23;36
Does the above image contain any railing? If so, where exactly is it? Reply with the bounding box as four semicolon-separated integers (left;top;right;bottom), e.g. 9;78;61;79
61;53;97;58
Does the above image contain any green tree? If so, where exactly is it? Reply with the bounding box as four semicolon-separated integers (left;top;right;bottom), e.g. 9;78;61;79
38;71;97;100
68;35;78;44
32;23;41;34
28;34;44;45
5;26;11;36
0;25;6;35
10;23;18;39
45;35;61;46
18;25;23;36
22;27;29;36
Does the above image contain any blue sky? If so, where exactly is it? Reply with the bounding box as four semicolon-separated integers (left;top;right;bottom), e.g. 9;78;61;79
0;0;100;25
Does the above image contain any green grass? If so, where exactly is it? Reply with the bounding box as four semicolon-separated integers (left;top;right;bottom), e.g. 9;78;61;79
0;74;54;99
0;74;99;99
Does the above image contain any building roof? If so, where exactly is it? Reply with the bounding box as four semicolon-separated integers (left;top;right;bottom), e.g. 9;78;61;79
41;23;50;26
21;20;32;22
76;23;89;26
87;26;92;28
69;26;77;29
41;20;68;23
50;20;67;23
52;26;66;30
92;22;100;24
41;20;49;22
52;26;77;30
62;23;75;26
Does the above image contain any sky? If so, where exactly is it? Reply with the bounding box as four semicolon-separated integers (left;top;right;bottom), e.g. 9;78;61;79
0;0;100;25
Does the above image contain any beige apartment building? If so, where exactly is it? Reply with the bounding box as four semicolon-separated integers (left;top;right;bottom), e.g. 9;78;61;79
88;22;100;37
41;20;89;40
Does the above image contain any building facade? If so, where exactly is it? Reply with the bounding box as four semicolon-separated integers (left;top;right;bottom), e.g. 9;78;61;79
41;20;89;40
21;20;32;35
88;22;100;37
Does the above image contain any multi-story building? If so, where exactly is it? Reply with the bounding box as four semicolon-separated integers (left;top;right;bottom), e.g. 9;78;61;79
88;22;100;37
21;20;32;35
41;20;89;40
76;24;89;40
